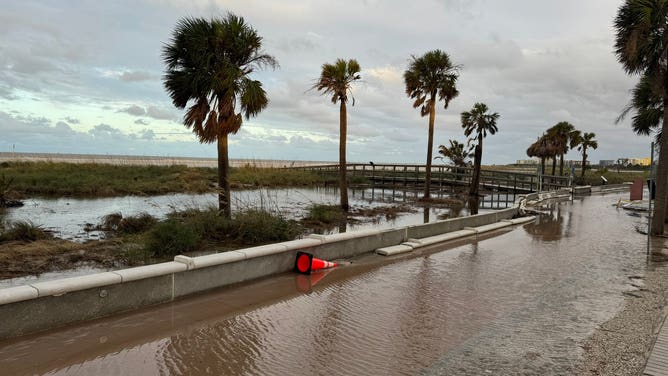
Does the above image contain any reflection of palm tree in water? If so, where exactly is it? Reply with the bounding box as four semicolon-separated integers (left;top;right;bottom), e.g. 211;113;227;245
523;205;565;242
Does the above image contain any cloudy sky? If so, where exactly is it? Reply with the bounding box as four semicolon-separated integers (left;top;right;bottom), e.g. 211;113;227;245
0;0;652;164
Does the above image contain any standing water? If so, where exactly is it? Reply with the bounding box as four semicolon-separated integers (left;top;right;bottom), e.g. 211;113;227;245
0;192;650;375
0;187;511;241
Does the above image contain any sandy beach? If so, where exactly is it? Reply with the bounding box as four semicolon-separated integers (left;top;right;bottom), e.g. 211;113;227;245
0;152;333;168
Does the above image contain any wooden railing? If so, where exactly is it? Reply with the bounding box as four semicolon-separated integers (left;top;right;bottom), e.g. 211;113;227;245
292;163;570;193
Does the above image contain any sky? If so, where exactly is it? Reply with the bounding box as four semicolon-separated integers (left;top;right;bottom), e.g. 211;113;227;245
0;0;653;165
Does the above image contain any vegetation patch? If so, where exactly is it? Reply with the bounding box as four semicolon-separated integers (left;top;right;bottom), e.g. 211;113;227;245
303;204;347;225
351;205;416;221
0;221;52;243
99;212;158;234
145;207;301;257
1;161;336;197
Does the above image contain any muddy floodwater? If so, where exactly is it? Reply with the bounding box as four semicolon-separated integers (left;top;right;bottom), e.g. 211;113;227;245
0;192;644;375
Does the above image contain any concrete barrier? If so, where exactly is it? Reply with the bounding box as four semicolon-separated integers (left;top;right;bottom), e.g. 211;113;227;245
0;206;520;339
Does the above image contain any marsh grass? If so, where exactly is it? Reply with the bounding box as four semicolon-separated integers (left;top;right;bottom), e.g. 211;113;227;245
145;206;301;257
0;161;334;197
0;220;52;242
303;204;346;225
578;169;649;186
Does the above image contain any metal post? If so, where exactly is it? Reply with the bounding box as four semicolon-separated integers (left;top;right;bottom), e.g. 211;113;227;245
648;142;655;255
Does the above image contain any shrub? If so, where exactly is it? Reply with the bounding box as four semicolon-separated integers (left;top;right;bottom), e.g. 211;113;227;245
305;204;346;224
233;209;301;243
118;213;158;234
145;219;200;257
0;221;51;242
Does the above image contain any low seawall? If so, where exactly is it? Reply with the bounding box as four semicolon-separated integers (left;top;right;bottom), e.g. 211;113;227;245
0;208;518;339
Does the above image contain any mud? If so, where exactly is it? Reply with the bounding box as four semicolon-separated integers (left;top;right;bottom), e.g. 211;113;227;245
0;239;124;280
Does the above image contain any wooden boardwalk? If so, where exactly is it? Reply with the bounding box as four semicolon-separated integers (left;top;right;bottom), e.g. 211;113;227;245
644;314;668;376
294;163;570;193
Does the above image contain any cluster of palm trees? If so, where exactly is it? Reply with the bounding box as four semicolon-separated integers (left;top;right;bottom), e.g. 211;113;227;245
163;4;666;233
526;122;598;180
163;13;501;216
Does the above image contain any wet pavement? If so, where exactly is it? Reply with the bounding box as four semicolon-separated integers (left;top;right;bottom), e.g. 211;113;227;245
0;192;650;375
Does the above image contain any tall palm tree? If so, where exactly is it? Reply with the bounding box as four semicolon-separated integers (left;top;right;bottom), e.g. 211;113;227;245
461;103;500;210
570;132;598;178
614;0;668;235
547;121;576;175
436;140;471;180
162;14;277;218
404;50;459;200
313;59;361;211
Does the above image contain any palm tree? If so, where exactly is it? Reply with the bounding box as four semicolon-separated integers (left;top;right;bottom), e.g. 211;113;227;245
527;135;559;186
547;121;576;175
436;140;470;180
614;0;668;235
617;73;663;141
404;50;459;200
162;14;277;218
570;132;598;178
312;59;361;211
461;103;500;211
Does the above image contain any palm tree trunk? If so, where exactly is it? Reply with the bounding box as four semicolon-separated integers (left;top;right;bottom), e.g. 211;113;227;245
469;135;483;215
540;157;546;189
559;154;564;176
339;101;349;211
424;96;436;200
217;134;231;218
551;157;556;176
581;148;587;179
651;84;668;235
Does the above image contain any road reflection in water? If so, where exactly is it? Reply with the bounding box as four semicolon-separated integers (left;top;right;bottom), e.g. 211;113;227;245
0;193;651;375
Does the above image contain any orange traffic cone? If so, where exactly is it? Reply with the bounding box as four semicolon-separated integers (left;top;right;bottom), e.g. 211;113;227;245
294;251;337;274
295;270;331;293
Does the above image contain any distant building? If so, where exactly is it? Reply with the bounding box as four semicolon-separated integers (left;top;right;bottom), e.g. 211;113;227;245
617;157;651;166
516;159;539;165
599;160;615;166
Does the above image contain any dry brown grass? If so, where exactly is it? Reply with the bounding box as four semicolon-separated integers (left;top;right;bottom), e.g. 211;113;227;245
0;239;125;279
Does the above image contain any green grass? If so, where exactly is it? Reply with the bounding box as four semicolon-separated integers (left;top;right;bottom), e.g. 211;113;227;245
143;207;302;257
0;162;334;197
577;169;650;186
303;204;346;224
0;221;52;242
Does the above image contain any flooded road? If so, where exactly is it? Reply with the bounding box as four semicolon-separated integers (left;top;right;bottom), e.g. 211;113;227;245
0;192;646;375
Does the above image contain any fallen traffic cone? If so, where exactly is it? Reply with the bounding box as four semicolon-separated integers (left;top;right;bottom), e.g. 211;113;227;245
294;251;337;274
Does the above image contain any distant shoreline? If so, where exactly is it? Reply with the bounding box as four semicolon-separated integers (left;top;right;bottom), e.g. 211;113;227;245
0;152;334;168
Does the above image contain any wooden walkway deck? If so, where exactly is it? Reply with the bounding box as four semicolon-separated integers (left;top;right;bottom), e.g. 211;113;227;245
294;163;571;193
644;313;668;375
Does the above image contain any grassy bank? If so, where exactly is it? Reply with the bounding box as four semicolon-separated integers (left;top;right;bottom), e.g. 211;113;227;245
0;207;302;279
578;169;650;186
0;161;338;197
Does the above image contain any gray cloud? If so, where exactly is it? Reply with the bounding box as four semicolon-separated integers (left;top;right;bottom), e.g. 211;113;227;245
146;106;178;121
119;105;146;116
64;116;80;124
119;70;154;82
0;0;651;163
